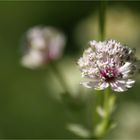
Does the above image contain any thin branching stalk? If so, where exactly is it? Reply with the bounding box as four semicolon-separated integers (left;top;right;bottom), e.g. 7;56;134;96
49;62;69;94
99;1;107;41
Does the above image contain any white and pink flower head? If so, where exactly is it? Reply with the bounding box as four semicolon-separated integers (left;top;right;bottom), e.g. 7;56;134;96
78;39;139;92
21;26;66;69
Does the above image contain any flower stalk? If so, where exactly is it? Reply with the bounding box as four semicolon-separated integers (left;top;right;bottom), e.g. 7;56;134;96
99;1;107;41
104;88;110;120
49;62;69;94
100;88;111;137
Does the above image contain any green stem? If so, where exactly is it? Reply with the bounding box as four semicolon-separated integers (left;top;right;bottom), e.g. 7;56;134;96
103;87;110;131
93;91;103;127
101;88;111;137
104;88;110;116
94;88;110;138
49;62;69;94
87;93;95;138
99;1;107;41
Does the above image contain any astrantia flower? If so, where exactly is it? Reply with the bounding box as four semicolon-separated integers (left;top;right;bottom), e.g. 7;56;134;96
21;26;66;69
78;39;139;92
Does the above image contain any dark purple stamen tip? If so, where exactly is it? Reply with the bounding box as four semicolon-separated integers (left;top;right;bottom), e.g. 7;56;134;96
100;67;119;82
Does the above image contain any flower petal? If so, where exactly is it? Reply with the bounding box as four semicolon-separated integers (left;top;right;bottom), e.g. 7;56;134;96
110;80;127;92
119;62;131;74
81;81;100;89
126;79;135;88
99;82;109;89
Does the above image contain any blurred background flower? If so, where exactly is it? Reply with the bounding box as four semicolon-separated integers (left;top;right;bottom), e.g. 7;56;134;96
21;26;66;69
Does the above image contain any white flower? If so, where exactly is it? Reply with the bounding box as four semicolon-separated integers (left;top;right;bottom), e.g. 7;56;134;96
21;49;45;69
78;39;139;92
21;26;66;69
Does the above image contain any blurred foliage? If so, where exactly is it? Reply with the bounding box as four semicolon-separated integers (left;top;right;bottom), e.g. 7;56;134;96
0;1;140;139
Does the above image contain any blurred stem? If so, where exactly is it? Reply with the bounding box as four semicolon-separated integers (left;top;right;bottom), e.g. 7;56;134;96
103;87;110;131
93;91;102;126
87;93;96;139
49;62;69;94
99;1;107;41
95;88;111;138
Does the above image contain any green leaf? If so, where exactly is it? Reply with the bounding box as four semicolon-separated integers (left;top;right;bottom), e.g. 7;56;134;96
67;123;90;138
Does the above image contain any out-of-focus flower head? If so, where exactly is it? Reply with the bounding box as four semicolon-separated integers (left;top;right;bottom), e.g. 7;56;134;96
78;39;139;92
21;26;66;69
